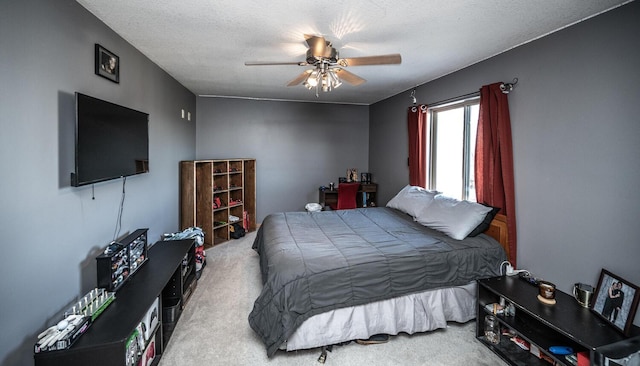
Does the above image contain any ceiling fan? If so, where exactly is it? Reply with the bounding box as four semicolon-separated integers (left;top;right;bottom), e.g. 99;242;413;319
244;34;401;95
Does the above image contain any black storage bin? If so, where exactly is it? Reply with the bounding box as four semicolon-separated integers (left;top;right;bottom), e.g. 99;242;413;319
162;297;182;324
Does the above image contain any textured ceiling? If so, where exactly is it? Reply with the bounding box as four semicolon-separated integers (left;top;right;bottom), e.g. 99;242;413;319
76;0;630;105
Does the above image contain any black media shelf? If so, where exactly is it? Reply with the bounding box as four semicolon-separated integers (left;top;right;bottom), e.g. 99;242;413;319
34;239;196;366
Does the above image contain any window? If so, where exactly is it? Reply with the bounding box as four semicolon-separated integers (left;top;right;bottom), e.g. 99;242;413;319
427;97;479;201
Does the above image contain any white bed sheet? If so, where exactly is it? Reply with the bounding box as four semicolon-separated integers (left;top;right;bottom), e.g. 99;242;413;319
283;282;477;351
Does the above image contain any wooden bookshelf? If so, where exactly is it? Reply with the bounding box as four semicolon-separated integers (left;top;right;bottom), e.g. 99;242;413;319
180;159;256;248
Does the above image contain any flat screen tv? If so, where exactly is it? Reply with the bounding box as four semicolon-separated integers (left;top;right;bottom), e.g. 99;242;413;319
72;92;149;187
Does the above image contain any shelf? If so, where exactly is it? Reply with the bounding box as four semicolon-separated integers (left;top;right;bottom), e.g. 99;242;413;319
180;159;255;248
182;273;197;307
499;311;585;354
478;334;550;366
478;276;640;366
34;240;195;366
482;309;577;366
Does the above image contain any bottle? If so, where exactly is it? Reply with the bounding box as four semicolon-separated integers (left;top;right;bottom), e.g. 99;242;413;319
484;315;500;345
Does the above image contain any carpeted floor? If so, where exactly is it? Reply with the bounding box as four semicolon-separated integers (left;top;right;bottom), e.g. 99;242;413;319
158;231;507;366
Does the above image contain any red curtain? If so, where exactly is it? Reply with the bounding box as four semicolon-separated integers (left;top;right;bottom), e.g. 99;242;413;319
475;83;517;266
408;104;427;188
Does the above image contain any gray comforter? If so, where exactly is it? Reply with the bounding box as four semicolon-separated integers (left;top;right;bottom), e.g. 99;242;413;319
248;207;506;357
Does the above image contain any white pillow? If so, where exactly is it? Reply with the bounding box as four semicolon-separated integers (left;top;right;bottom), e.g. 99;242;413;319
414;194;492;240
386;185;438;218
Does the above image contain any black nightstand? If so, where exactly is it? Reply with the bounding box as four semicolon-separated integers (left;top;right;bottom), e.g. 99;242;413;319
477;276;640;366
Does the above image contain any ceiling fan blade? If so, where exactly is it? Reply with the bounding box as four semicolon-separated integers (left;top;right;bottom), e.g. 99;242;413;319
287;70;312;86
334;68;366;86
245;61;307;66
304;34;328;58
338;54;402;66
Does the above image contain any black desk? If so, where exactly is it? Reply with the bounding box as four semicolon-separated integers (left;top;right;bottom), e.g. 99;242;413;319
319;183;377;208
34;239;195;366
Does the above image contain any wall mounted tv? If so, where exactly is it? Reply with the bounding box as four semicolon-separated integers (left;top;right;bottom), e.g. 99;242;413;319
71;92;149;187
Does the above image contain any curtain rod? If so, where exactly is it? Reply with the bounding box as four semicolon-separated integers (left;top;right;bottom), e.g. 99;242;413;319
414;78;517;108
427;91;479;108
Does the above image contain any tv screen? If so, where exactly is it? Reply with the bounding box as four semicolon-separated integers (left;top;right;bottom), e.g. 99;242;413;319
72;92;149;187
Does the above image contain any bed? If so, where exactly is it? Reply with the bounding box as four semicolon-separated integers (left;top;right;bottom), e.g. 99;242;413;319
249;189;509;357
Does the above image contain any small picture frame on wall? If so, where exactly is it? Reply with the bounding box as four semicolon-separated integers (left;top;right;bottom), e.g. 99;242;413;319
95;44;119;83
591;268;640;336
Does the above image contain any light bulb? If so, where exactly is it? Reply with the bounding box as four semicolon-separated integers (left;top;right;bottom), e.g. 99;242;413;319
329;71;342;88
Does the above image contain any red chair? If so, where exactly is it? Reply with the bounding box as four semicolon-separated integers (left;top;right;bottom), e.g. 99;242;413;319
329;182;360;210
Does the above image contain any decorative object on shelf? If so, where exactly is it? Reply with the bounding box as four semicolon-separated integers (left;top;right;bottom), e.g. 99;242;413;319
35;314;92;353
95;44;119;83
592;268;640;336
338;177;347;183
96;229;148;292
213;196;224;209
510;336;529;350
347;168;358;182
484;315;500;345
360;172;372;184
484;303;504;315
243;210;250;231
573;282;595;308
537;280;557;305
64;288;115;321
36;287;113;353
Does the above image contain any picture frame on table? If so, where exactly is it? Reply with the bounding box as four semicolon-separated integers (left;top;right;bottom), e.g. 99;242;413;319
591;268;640;336
347;168;358;182
95;44;119;83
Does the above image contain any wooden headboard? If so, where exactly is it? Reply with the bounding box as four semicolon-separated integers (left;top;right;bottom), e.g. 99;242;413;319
485;213;509;260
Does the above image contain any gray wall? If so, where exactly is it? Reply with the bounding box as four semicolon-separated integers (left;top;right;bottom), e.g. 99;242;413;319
371;1;640;326
2;1;637;364
196;97;369;222
0;1;196;365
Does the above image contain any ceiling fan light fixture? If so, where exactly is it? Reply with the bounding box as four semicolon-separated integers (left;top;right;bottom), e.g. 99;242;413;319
329;70;342;88
246;35;400;95
305;70;319;87
321;73;330;92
